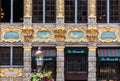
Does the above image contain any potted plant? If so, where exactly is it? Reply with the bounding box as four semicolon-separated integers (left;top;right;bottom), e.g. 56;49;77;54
28;71;54;81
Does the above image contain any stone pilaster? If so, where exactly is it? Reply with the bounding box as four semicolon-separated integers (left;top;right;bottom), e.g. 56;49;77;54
24;0;32;23
23;46;32;81
88;0;97;42
88;46;97;81
56;0;64;23
56;46;65;81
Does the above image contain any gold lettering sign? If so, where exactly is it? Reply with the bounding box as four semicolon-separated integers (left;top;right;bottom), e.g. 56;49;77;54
100;68;116;73
0;68;23;78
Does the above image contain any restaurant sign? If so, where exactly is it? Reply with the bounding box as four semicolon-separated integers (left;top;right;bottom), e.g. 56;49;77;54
98;57;120;61
65;48;88;54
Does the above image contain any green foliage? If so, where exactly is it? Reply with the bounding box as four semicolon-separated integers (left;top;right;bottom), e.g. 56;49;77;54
30;74;42;81
44;71;52;80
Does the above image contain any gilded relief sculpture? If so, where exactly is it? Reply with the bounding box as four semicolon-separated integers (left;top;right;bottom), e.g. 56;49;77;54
88;0;96;17
57;0;64;17
24;0;31;17
0;68;23;78
54;25;66;42
87;25;97;42
23;25;33;42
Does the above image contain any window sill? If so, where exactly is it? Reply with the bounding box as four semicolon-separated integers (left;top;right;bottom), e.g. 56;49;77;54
0;65;24;68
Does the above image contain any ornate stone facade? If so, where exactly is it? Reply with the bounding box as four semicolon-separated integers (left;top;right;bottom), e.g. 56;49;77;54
0;0;120;81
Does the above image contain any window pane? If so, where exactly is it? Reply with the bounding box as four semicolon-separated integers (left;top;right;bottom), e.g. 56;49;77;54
0;0;10;22
13;0;23;22
77;0;88;23
13;47;23;65
0;47;10;65
32;0;43;23
65;0;75;23
45;0;56;23
97;0;107;23
110;0;120;23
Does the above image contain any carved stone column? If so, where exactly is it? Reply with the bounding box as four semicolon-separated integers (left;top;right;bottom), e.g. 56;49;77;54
56;46;65;81
88;0;97;42
23;46;32;81
56;0;64;23
88;46;97;81
24;0;32;23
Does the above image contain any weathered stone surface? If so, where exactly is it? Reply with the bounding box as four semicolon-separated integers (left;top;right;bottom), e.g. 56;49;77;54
24;51;31;57
89;51;96;57
57;57;64;62
24;62;31;67
88;57;96;61
23;68;31;72
88;67;96;72
88;72;96;78
57;62;64;68
24;57;31;62
88;62;96;68
56;18;64;24
57;72;64;78
0;78;23;81
57;68;64;72
56;47;64;81
88;78;96;81
57;51;64;57
56;78;64;81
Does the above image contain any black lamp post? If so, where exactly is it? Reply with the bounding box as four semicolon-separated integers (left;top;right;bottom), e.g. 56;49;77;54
36;47;44;72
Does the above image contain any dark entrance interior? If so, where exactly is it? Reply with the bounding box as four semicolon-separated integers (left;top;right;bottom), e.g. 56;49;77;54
43;61;56;81
64;47;88;81
97;62;120;81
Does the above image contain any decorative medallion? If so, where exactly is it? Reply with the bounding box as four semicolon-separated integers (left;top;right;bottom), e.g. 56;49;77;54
1;26;22;42
33;26;54;42
54;25;66;42
65;26;87;42
98;27;119;42
0;68;23;78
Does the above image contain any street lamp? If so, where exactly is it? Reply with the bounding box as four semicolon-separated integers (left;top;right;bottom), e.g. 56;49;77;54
36;47;44;72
